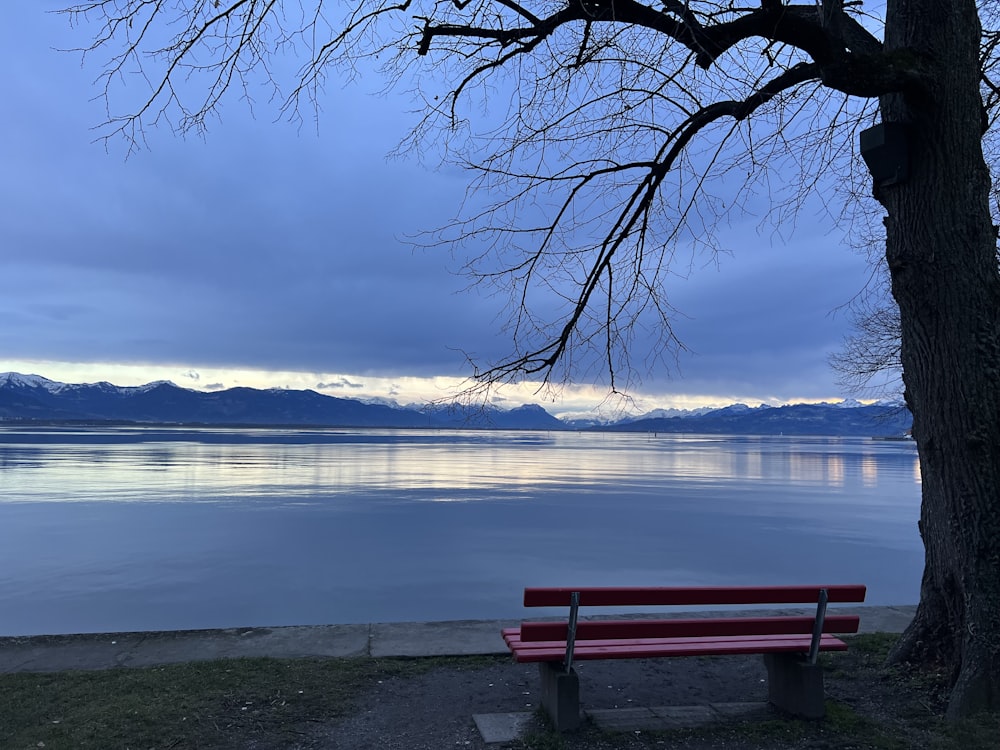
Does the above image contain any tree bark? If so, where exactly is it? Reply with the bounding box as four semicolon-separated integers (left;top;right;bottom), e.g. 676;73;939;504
878;0;1000;717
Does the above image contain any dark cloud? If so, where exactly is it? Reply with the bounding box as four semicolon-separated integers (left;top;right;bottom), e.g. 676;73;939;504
318;378;365;390
0;7;873;405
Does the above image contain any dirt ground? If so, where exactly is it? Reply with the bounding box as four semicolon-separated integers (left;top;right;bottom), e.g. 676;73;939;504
289;644;968;749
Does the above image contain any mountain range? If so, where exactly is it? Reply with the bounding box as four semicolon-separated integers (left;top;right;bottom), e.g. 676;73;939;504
0;373;912;436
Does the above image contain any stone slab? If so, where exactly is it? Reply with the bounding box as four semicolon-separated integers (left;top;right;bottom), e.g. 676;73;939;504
710;701;770;718
589;702;771;732
587;706;672;731
649;704;719;726
473;712;533;743
369;619;514;657
0;625;371;674
858;605;916;634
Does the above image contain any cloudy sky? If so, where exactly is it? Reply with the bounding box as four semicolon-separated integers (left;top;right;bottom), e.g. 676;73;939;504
0;5;883;417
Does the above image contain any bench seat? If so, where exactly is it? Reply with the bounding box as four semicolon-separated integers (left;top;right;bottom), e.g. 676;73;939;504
504;633;850;661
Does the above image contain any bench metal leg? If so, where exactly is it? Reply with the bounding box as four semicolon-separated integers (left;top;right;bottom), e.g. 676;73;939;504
763;653;826;719
538;662;581;731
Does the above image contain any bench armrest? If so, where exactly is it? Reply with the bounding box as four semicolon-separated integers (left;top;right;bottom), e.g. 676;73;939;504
563;591;580;673
807;588;829;664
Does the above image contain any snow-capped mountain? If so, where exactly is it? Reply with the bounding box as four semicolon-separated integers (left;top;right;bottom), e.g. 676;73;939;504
0;373;912;435
0;373;563;429
605;400;911;436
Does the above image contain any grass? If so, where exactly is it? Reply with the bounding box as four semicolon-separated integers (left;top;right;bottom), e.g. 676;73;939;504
523;701;912;750
516;699;996;750
1;636;998;749
1;657;371;749
512;634;999;750
0;655;491;750
933;711;1000;749
844;631;899;660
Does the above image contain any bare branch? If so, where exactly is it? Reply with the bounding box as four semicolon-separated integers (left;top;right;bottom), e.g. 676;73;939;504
58;0;995;396
466;60;822;387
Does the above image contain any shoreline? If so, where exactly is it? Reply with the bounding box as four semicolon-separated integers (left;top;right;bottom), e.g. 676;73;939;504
0;604;917;674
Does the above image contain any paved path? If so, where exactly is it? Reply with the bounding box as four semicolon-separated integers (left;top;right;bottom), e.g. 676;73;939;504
0;605;916;674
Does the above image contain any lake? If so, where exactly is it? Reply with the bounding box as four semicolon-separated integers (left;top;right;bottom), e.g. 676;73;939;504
0;426;923;636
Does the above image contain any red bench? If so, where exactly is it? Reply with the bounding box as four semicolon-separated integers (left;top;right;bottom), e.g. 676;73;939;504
502;584;867;730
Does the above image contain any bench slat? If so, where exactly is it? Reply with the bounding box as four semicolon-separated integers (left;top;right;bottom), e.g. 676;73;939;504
523;584;866;608
515;614;860;643
509;634;849;663
507;632;845;651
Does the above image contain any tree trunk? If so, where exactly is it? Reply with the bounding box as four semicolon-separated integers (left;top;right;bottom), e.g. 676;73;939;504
878;0;1000;718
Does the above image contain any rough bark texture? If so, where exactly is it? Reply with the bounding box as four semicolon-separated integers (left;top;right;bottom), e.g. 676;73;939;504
879;0;1000;718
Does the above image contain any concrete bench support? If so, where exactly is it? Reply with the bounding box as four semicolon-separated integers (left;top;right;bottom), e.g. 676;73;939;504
764;653;826;719
538;662;581;731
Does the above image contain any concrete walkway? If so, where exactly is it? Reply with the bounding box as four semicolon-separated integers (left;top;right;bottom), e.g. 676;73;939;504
0;605;916;674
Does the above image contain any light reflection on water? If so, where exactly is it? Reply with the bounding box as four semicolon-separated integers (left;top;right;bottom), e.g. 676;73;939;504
0;427;922;635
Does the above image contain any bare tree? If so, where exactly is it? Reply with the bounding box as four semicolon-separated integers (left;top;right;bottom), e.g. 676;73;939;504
829;196;903;398
831;287;903;397
62;0;1000;716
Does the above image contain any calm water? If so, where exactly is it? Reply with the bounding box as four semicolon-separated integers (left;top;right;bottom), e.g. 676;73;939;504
0;427;922;635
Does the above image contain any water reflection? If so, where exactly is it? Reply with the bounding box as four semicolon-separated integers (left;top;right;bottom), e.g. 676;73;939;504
0;427;923;634
0;428;922;504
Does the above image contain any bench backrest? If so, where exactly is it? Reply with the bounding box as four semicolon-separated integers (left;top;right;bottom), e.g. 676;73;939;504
515;584;865;669
522;584;867;608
